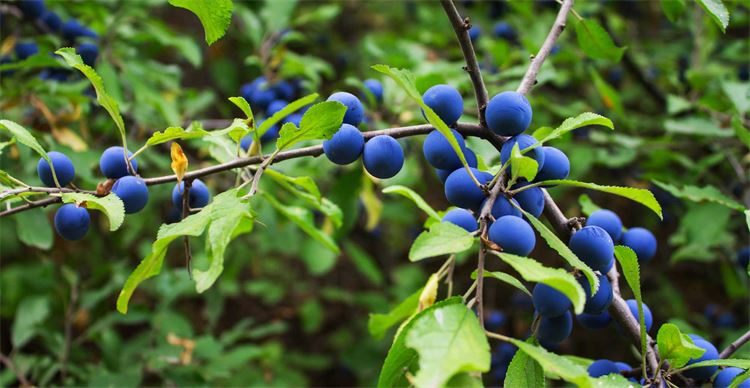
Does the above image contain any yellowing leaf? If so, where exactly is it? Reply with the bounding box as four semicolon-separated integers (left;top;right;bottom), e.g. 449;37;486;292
171;142;188;183
418;274;439;312
52;127;88;152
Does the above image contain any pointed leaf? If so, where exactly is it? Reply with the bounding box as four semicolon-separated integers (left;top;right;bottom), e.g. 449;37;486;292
368;288;421;339
504;339;544;388
474;270;531;297
383;185;441;221
575;19;626;62
409;222;475;262
614;245;648;369
61;193;125;231
258;93;319;136
263;193;339;253
510;142;539;182
696;0;729;32
539;112;614;144
652;180;745;211
276;101;346;150
146;126;211;146
542;180;663;219
505;338;593;388
228;96;254;122
656;323;706;368
168;0;233;45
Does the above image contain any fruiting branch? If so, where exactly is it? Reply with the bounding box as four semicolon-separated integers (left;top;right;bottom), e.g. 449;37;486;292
719;329;750;359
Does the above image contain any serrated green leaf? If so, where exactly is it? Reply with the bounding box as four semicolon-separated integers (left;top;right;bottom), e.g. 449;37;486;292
275;101;345;150
653;180;745;211
383;185;441;221
61;193;125;232
661;0;686;22
578;194;601;216
540;112;614;144
518;206;598;296
409;222;474;262
491;252;586;315
614;245;648;373
405;302;490;388
263;193;339;253
228;96;254;122
0;121;60;186
258;93;319;137
678;358;750;371
265;169;342;228
372;64;471;171
55;48;127;145
146;126;211;146
696;0;729;32
543;180;663;219
510;142;539;182
505;338;593;388
656;323;706;368
368;288;421;339
15;208;53;250
590;68;624;117
505;339;544;388
168;0;233;45
575;19;626;62
473;270;531;297
733;115;750;150
211;118;251;143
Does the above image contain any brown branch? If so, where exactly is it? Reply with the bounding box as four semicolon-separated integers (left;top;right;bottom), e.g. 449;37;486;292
0;186;93;200
440;0;489;127
516;0;573;95
0;352;30;387
720;329;750;359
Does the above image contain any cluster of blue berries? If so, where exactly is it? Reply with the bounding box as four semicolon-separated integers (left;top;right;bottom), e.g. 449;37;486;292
37;146;211;241
3;0;99;82
586;208;658;262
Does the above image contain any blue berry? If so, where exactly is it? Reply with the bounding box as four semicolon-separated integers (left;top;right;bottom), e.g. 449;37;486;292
323;124;364;165
442;208;477;233
488;215;536;256
272;81;295;101
500;134;545;172
621;227;657;262
61;19;98;40
76;43;98;67
486;91;532;136
363;79;383;103
512;182;544;217
172;179;211;209
537;311;572;344
484;196;522;219
422;84;463;126
54;204;90;241
577;311;612;329
579;273;613;314
534;146;569;184
485;310;506;330
18;0;46;19
362;135;403;179
444;167;493;209
15;42;38;60
684;335;719;382
327;92;364;126
435;148;478;183
41;11;62;31
625;299;653;332
586;209;623;242
266;99;288;117
422;129;466;170
111;176;149;214
493;22;516;41
37;151;75;187
99;146;137;179
469;25;481;42
588;359;620;378
569;226;614;272
714;367;750;388
532;283;572;317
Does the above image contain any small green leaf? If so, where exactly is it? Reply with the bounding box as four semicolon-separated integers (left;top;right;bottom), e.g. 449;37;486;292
258;93;319;137
15;208;53;250
55;49;127;144
504;339;544;388
678;358;750;371
345;241;385;286
491;252;586;315
578;194;601;216
368;288;421;339
696;0;730;32
505;338;593;387
519;207;598;296
210;118;251;144
228;96;254;122
656;323;706;368
575;19;626;62
473;270;531;297
276;101;346;150
510;142;539;182
543;179;663;219
405;301;490;388
732;115;750;150
168;0;234;45
661;0;686;22
146;126;211;146
383;185;441;221
539;112;614;144
265;169;343;228
409;222;475;262
12;296;50;349
614;245;648;371
590;68;625;117
263;193;339;253
0;120;49;161
61;193;125;231
653;180;745;211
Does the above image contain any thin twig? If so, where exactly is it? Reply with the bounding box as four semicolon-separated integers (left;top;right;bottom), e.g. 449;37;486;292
0;352;30;387
720;329;750;359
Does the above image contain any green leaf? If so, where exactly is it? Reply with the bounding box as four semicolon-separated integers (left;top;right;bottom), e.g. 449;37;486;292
574;19;626;62
504;339;544;388
0;119;49;161
656;323;706;368
263;193;339;253
168;0;234;45
679;359;750;371
491;252;586;315
258;93;319;137
696;0;730;32
260;0;298;30
590;68;624;117
539;112;614;144
543;180;663;219
61;193;125;232
409;222;475;262
378;298;461;387
510;142;539;182
614;245;648;371
345;241;385;286
193;193;253;292
519;207;598;296
15;208;53;250
275;101;346;150
405;301;490;388
146;126;211;146
368;288;421;339
382;185;441;221
661;0;686;22
474;270;531;297
505;338;593;387
55;49;127;144
732;115;750;150
12;296;50;349
265;169;342;228
578;194;601;216
210;118;252;143
372;64;470;170
228;96;255;122
653;180;745;211
722;82;749;115
664;117;734;137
